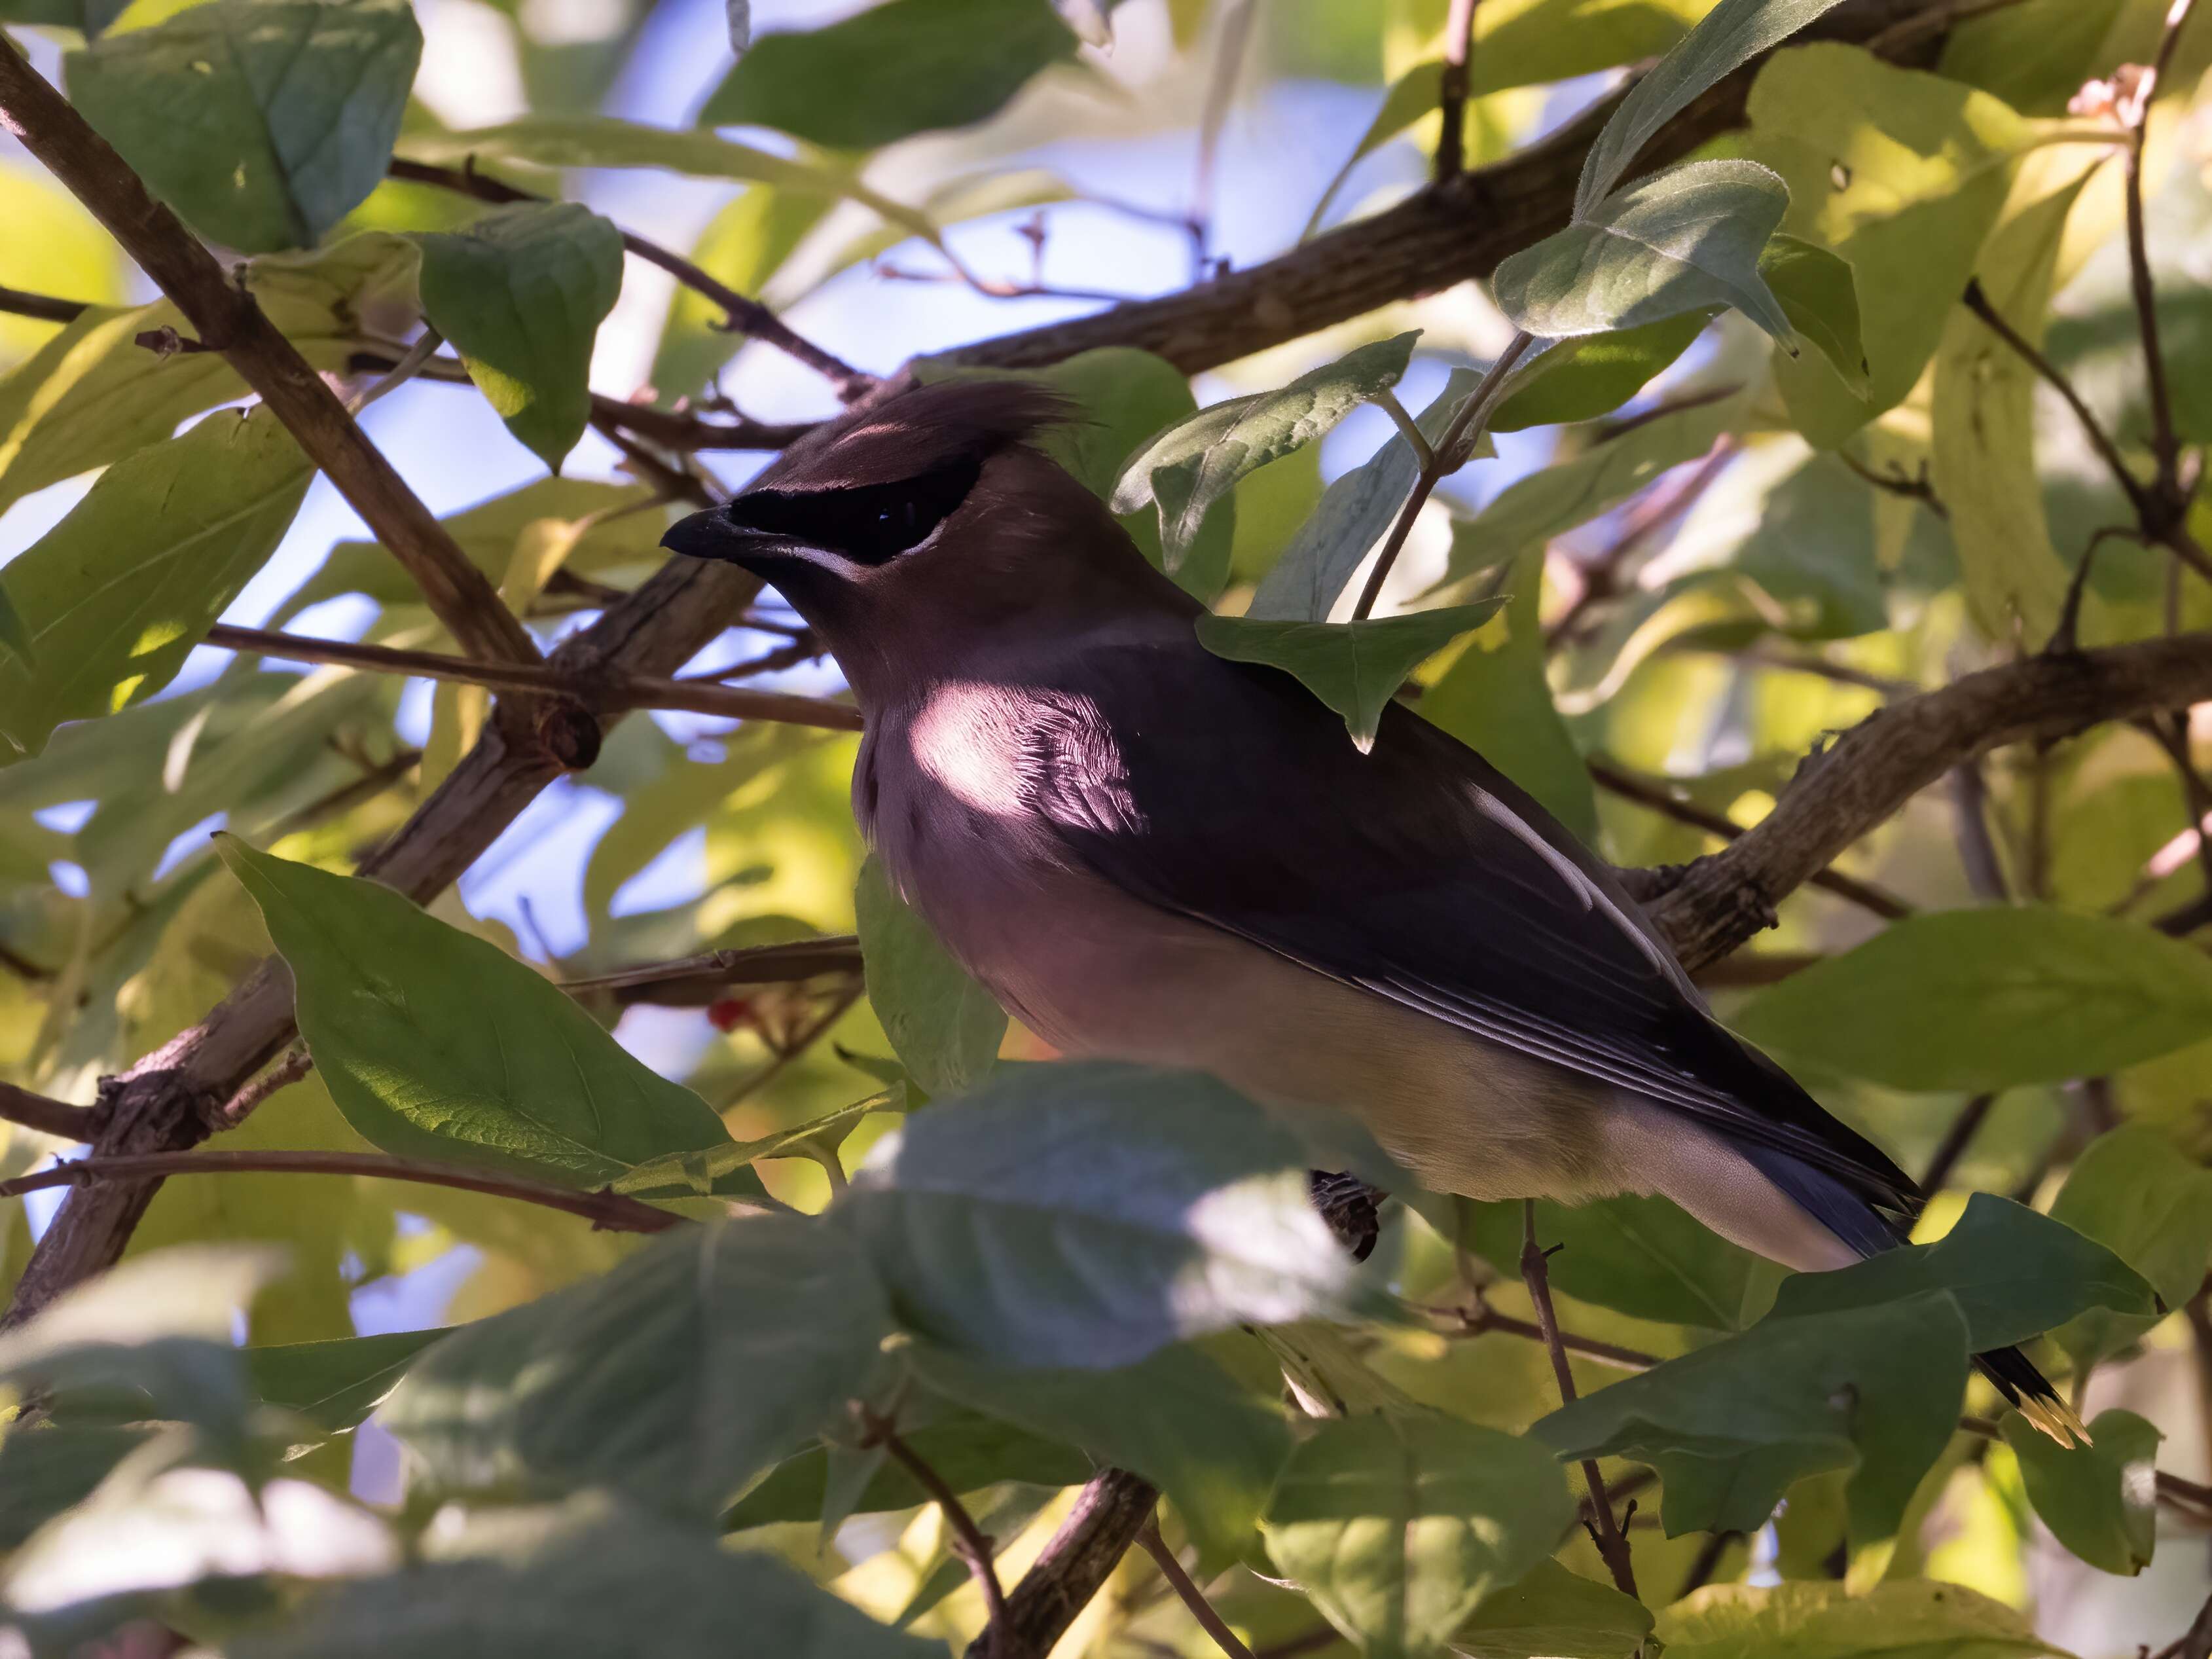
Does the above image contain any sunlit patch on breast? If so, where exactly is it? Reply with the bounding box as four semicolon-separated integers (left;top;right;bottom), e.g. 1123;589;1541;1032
907;682;1033;817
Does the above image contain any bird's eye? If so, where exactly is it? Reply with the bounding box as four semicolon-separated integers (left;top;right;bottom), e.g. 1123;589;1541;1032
723;454;982;567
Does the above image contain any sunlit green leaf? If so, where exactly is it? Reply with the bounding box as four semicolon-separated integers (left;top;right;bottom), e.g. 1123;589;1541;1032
1653;1578;2065;1656
1198;602;1506;753
1761;232;1868;393
1454;1559;1652;1659
1497;160;1794;343
1489;313;1706;433
1733;906;2212;1091
66;0;421;251
215;838;761;1196
0;407;311;765
1112;333;1419;578
247;1330;446;1441
699;0;1078;149
1261;1412;1572;1659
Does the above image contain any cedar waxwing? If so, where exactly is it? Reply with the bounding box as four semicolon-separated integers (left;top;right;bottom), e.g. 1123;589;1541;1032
662;379;2081;1442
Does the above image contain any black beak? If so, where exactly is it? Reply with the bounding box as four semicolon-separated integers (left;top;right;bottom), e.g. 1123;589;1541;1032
661;507;780;567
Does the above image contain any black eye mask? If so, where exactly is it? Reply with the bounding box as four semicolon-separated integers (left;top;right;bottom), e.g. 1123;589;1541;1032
724;455;983;566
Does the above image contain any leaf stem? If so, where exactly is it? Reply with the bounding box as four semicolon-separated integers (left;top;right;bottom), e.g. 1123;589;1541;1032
1521;1199;1639;1599
1137;1523;1257;1659
0;1149;680;1233
1351;331;1534;621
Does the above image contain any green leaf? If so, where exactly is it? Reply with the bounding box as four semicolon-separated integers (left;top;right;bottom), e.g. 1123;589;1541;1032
1496;159;1794;344
1453;1559;1652;1659
1460;1192;1781;1332
1576;0;1849;213
1766;1194;2158;1354
854;855;1004;1097
1489;313;1707;433
414;204;625;473
1931;162;2090;641
1653;1578;2067;1656
382;1216;892;1521
650;187;830;406
1748;43;2031;445
278;478;662;623
698;0;1078;149
1260;1412;1572;1659
1111;333;1419;578
615;1091;892;1198
1248;367;1485;623
0;586;33;672
1197;602;1507;754
0;232;418;517
1421;557;1599;843
227;1499;939;1659
1434;388;1741;591
215;837;761;1196
2003;1406;2161;1576
724;1406;1095;1529
0;1425;154;1552
246;1330;445;1440
65;0;420;252
1760;233;1868;393
911;1342;1290;1565
0;407;311;766
2046;1126;2212;1372
1538;1291;1970;1547
1732;906;2212;1091
832;1062;1369;1368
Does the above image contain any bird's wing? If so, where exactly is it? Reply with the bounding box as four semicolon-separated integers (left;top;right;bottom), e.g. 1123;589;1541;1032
1015;638;1915;1211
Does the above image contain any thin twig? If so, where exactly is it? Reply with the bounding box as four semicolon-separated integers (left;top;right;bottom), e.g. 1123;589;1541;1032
204;623;863;732
0;283;88;324
387;159;873;402
1432;1289;1658;1370
1370;388;1434;469
1190;0;1258;280
0;1150;679;1232
215;1049;314;1125
1521;1201;1639;1598
1921;1094;1997;1191
1589;758;1914;921
1137;1524;1256;1659
2155;1588;2212;1659
863;1412;1011;1651
1837;447;1948;519
1675;1528;1743;1600
559;938;864;1004
1433;0;1482;183
1352;332;1535;621
0;1082;99;1143
1948;761;2010;902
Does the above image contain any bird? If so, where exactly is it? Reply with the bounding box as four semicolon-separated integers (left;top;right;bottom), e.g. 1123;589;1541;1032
661;375;2083;1444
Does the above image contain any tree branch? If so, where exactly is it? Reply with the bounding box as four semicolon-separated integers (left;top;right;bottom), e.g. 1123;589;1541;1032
0;40;541;670
0;1149;678;1233
0;1082;100;1143
1645;631;2212;970
559;938;863;1007
205;623;863;731
386;158;873;403
1589;757;1914;922
2123;0;2200;505
964;1469;1159;1659
861;1412;1011;1652
0;282;88;324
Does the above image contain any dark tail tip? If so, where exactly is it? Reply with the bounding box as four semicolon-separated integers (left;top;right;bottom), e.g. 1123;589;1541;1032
1975;1344;2091;1447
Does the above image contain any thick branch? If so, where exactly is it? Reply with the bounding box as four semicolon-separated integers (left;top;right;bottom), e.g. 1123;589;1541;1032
206;623;862;732
387;159;873;402
964;1470;1159;1659
949;0;1955;376
0;41;539;668
1646;632;2212;969
0;1150;679;1233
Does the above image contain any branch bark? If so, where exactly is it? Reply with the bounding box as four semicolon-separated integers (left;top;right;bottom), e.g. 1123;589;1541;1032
0;1082;99;1142
0;39;541;669
963;1469;1159;1659
1646;632;2212;970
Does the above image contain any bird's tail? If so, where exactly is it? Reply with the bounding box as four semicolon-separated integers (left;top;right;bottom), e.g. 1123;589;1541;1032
1745;1146;2090;1448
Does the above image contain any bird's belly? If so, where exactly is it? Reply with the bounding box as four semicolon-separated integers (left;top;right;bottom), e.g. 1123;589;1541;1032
880;816;1612;1202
